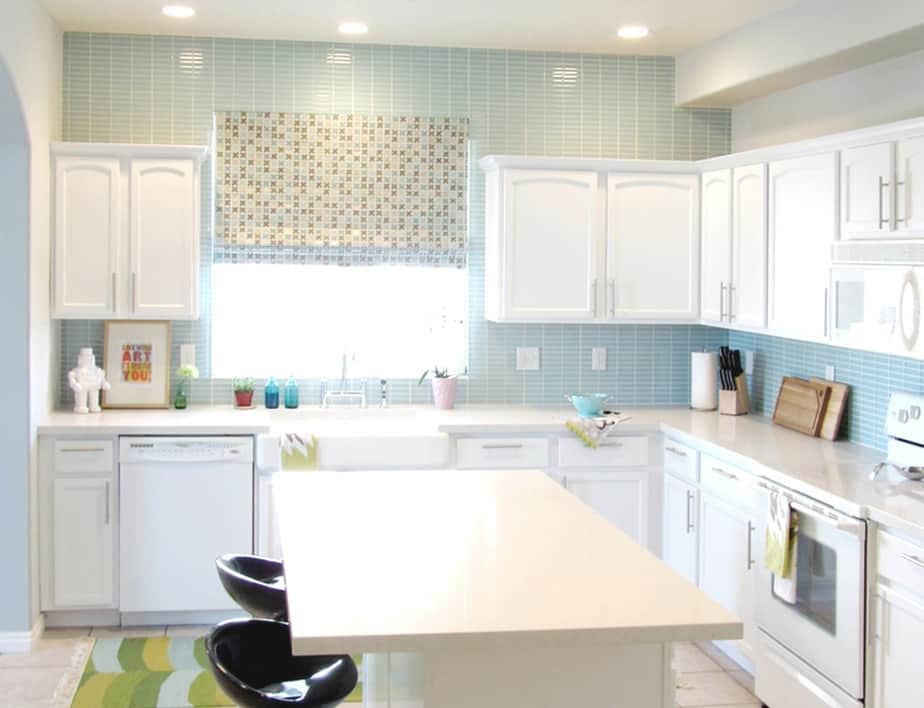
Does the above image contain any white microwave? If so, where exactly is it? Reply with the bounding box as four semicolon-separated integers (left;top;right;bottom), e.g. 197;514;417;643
829;265;922;356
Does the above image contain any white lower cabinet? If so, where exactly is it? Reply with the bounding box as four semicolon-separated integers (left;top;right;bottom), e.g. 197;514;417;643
564;469;649;548
40;439;117;611
662;472;698;584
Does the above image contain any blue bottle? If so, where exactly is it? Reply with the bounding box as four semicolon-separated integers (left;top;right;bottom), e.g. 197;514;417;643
284;376;299;409
264;377;280;409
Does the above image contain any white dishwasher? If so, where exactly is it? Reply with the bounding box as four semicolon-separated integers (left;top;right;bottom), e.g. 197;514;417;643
119;437;254;615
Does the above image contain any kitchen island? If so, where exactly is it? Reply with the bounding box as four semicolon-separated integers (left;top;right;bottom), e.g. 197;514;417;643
275;469;741;708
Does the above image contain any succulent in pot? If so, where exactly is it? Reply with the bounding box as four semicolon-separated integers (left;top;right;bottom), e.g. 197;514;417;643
232;377;255;408
418;367;457;410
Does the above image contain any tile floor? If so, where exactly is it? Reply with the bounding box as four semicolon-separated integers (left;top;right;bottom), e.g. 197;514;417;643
0;628;762;708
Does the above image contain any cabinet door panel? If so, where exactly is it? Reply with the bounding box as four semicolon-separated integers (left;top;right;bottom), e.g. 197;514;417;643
607;174;700;320
53;157;121;317
897;135;924;235
130;158;199;318
501;169;601;321
841;142;893;238
768;154;837;339
52;477;114;608
566;470;648;548
731;164;768;329
869;585;924;708
662;473;697;584
701;169;732;324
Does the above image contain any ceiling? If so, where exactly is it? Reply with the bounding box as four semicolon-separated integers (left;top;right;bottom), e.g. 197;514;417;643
42;0;799;55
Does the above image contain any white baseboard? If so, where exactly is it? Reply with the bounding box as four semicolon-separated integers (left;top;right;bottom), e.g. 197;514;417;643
0;616;45;653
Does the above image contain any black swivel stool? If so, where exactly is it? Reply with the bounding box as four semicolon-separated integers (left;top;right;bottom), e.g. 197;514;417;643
206;617;358;708
216;554;288;620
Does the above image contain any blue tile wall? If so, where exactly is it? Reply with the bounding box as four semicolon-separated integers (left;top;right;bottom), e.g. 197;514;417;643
729;331;924;451
57;32;733;409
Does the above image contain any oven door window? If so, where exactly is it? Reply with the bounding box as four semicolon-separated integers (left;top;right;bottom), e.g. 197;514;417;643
789;534;838;634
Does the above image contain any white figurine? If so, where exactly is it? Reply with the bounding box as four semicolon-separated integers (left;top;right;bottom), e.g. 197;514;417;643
68;348;111;414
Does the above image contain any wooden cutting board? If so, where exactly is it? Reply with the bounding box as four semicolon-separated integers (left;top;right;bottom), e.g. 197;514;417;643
810;378;849;441
772;377;831;436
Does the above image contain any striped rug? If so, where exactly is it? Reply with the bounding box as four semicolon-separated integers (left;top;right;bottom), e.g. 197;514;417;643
70;636;363;707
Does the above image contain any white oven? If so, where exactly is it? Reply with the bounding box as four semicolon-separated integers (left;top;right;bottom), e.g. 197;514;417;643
753;478;867;706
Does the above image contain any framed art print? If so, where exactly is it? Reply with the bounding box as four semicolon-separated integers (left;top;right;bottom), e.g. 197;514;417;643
102;320;171;408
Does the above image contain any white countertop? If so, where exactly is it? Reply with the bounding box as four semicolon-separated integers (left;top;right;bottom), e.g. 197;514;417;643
276;469;741;655
38;404;924;537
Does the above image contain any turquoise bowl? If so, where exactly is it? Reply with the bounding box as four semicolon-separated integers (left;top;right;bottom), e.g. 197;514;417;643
565;393;613;418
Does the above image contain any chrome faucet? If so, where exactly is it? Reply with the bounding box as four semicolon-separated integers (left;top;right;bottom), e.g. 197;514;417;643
321;350;368;408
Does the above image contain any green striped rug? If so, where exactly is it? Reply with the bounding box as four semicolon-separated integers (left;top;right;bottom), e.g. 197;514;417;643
70;636;363;707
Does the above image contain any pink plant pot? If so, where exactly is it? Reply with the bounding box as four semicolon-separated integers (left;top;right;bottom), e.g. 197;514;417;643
431;377;457;410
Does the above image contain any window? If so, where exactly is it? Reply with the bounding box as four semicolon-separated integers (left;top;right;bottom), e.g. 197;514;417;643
211;263;467;378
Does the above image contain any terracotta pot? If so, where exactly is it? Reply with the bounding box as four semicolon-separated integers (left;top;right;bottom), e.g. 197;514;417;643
234;390;254;408
431;377;457;410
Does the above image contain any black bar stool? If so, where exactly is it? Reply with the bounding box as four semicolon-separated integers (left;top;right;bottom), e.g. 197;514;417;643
206;617;358;708
216;554;288;620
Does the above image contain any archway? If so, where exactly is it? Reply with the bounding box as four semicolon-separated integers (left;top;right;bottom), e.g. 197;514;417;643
0;55;34;639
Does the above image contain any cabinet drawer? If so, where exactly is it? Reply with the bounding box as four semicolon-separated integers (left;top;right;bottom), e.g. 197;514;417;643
54;440;114;474
876;529;924;590
662;438;698;482
456;437;549;469
700;454;754;506
558;436;649;468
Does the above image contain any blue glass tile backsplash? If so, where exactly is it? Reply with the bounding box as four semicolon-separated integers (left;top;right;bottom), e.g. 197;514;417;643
57;32;733;409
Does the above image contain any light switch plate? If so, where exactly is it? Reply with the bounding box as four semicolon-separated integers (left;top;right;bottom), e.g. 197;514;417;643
825;365;836;380
180;344;196;368
516;347;540;371
591;347;607;371
744;350;755;375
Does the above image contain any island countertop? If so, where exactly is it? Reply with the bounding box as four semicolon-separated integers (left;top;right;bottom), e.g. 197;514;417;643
276;469;741;655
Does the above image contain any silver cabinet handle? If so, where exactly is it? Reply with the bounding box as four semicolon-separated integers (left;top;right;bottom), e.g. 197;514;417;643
482;443;523;450
901;553;924;571
562;475;568;489
104;480;111;525
60;447;106;453
746;521;755;570
896;177;907;225
728;284;736;322
685;490;695;534
591;278;598;317
879;175;891;229
608;279;615;317
599;440;624;448
665;446;687;457
712;465;738;481
719;282;727;321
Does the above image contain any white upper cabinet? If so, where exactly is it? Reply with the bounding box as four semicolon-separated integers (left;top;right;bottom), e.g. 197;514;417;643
731;164;768;329
484;168;602;322
768;153;837;340
606;173;700;321
130;159;199;318
841;142;893;238
700;169;732;324
52;144;205;320
53;156;121;318
896;135;924;235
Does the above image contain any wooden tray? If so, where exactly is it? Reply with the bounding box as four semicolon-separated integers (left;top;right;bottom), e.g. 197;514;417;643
772;377;830;436
810;378;849;441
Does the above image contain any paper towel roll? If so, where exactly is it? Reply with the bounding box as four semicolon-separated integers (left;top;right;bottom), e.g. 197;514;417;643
691;351;719;411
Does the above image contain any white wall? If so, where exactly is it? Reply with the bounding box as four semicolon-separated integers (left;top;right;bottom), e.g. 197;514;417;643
0;0;61;635
733;47;924;151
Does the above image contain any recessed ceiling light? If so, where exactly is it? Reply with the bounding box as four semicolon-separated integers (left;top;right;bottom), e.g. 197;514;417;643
617;25;650;39
162;5;196;19
338;22;369;35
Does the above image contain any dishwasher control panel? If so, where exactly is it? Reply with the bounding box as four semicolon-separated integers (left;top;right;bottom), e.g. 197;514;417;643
119;436;254;464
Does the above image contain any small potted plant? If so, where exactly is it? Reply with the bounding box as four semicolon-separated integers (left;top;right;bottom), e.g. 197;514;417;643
174;363;199;410
419;367;457;410
232;377;255;408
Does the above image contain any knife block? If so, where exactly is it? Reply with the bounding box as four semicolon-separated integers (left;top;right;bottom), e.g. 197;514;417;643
719;374;750;416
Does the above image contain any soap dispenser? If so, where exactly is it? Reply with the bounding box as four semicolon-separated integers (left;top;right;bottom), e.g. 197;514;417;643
264;377;280;409
284;376;299;409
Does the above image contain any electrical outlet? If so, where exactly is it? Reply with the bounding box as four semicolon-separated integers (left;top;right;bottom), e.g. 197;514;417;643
591;347;607;371
744;350;755;375
825;365;836;380
180;344;196;368
516;347;540;371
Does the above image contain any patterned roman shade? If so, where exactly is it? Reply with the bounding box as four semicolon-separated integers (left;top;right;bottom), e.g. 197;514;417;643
214;111;469;267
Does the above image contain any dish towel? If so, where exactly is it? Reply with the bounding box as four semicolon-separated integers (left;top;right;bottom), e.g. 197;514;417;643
281;433;318;470
764;491;799;604
566;415;631;448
